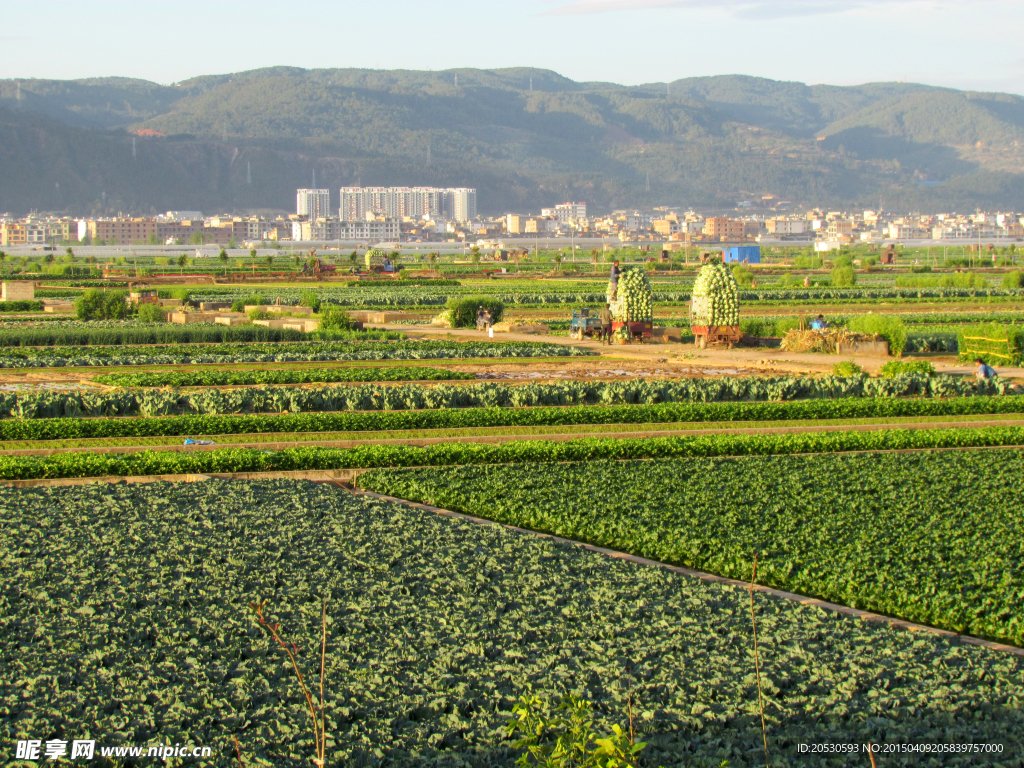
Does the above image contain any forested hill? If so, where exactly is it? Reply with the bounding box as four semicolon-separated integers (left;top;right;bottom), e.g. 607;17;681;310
2;67;1023;216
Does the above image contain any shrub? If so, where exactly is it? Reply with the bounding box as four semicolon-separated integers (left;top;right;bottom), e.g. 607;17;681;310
231;293;266;313
299;289;321;313
248;308;272;320
847;314;908;357
75;289;130;321
830;265;856;287
793;255;823;269
731;264;755;286
445;296;505;328
832;360;865;377
1002;271;1024;289
318;308;355;332
880;360;936;378
136;303;167;323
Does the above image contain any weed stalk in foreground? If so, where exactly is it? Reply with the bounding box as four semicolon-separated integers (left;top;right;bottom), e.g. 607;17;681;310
750;553;769;768
250;598;328;767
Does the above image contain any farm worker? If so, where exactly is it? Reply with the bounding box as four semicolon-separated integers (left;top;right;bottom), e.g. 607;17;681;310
476;306;485;330
598;303;614;345
610;261;621;299
482;308;492;329
809;315;828;330
975;359;997;380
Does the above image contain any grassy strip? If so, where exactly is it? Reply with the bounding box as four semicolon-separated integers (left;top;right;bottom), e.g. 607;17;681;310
359;451;1024;647
4;394;1023;441
5;412;1023;451
92;366;476;387
2;425;1024;479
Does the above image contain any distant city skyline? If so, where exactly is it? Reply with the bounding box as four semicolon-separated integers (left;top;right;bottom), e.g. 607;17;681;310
0;0;1021;96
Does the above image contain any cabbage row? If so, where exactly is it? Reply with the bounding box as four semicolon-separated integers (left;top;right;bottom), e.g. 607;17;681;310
6;480;1019;766
4;393;1023;441
1;374;1014;419
93;366;475;388
362;451;1024;647
0;340;592;368
188;285;1024;309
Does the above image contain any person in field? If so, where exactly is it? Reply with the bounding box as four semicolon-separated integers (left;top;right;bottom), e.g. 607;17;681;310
810;315;828;330
598;303;613;345
609;260;621;299
975;358;997;380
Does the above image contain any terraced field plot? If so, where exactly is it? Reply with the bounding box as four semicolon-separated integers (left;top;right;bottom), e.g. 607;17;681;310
2;479;1021;767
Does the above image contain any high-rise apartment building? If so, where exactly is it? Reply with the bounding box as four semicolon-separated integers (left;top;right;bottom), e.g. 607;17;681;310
296;189;331;220
339;187;477;222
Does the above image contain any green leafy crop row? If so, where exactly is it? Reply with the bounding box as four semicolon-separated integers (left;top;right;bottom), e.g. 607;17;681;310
3;425;1024;479
0;323;306;347
5;480;1018;766
0;374;1013;419
92;366;475;387
5;393;1023;441
0;339;593;368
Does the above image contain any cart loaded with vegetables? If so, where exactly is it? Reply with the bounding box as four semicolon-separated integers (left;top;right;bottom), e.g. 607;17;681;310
690;261;741;349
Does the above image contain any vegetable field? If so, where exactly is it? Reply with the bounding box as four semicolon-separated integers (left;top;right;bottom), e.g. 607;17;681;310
2;479;1020;767
361;451;1024;646
4;261;1024;765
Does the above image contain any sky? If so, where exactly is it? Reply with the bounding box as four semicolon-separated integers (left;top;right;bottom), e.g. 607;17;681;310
1;0;1022;94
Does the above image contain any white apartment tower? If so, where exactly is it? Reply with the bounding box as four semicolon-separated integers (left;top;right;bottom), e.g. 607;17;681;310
296;189;331;220
339;186;477;222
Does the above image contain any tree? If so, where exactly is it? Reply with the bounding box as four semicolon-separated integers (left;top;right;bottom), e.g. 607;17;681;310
228;237;238;249
147;233;161;245
177;253;188;274
266;254;274;268
219;249;229;275
188;232;206;245
43;253;55;264
0;252;6;273
66;247;75;258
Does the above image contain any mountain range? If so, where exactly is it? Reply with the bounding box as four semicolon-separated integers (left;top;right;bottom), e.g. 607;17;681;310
1;66;1023;216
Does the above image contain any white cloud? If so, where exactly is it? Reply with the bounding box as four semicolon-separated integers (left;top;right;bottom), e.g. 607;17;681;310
544;0;934;19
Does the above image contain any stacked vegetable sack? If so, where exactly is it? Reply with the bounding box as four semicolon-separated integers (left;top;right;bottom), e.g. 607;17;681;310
608;267;654;322
691;263;740;326
365;248;388;269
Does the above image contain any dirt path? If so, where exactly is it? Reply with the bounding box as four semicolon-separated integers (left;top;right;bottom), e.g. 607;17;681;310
381;325;1024;379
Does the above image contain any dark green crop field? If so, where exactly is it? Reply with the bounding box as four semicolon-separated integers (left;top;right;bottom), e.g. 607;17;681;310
2;480;1021;767
361;450;1024;647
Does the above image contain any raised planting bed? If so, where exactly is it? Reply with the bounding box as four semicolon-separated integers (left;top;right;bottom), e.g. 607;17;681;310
2;479;1021;766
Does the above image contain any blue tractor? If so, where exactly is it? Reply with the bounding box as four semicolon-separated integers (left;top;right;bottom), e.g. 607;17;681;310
568;308;603;340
